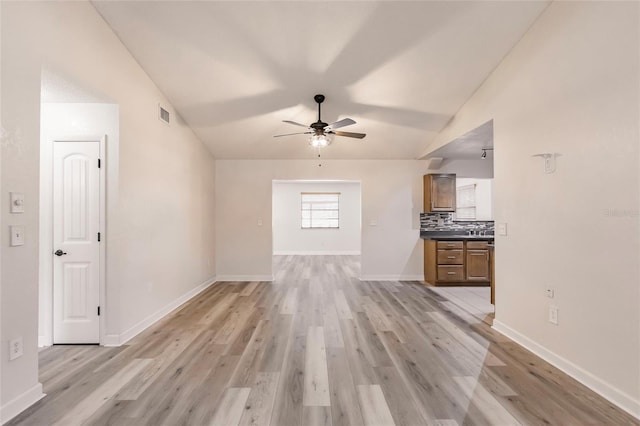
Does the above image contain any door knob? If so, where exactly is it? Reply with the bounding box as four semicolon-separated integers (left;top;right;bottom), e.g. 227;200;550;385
54;249;67;256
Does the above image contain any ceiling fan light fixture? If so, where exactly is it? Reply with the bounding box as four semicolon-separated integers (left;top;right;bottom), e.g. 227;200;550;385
309;133;332;148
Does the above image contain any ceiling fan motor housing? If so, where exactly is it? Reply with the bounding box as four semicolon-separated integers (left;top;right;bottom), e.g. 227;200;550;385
274;93;365;139
311;121;328;132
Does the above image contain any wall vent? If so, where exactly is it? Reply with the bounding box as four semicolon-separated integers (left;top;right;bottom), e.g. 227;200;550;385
159;105;170;125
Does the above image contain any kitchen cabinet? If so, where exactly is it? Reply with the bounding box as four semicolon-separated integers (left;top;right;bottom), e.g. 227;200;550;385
466;241;490;281
424;239;491;286
424;174;456;212
435;241;464;281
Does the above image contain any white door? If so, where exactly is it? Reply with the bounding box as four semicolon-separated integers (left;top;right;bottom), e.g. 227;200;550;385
53;141;101;343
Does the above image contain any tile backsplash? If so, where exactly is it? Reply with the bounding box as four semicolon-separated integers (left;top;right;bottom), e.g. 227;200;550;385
420;212;494;233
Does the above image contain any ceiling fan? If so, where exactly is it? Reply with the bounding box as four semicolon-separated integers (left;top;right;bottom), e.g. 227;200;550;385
274;94;366;147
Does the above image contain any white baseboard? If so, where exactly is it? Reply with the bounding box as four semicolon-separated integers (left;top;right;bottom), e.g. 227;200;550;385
103;276;216;347
273;251;361;255
359;275;423;281
216;275;273;282
492;320;640;420
1;383;45;425
38;335;52;348
102;334;120;347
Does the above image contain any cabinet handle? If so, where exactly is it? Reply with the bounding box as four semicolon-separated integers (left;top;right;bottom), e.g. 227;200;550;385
447;256;456;259
447;272;456;275
447;244;455;247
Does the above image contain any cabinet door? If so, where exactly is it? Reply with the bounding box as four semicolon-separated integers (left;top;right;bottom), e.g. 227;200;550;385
424;174;456;212
466;249;490;281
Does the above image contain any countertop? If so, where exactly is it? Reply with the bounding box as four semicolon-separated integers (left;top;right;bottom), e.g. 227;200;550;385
420;231;494;241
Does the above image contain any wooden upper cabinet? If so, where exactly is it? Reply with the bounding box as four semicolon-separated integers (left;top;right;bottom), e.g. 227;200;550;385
424;174;456;212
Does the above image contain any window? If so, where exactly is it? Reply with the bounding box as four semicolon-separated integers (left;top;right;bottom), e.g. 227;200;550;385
456;184;476;220
301;192;339;229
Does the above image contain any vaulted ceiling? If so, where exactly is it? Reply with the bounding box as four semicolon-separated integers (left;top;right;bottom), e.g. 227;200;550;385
92;1;548;159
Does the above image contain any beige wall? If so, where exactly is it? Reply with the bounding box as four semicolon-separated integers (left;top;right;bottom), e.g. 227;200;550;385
216;159;427;281
1;2;216;420
273;181;362;255
429;1;639;416
215;158;492;281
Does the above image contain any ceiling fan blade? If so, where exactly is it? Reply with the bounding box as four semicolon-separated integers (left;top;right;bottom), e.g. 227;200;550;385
327;118;356;130
282;120;310;128
332;130;366;139
273;132;312;138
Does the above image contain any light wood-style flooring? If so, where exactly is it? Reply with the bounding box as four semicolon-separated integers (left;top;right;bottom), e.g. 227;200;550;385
10;255;638;425
429;287;494;326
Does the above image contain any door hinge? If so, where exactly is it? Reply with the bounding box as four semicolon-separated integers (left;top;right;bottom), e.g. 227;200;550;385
98;159;101;168
98;232;101;242
97;306;101;316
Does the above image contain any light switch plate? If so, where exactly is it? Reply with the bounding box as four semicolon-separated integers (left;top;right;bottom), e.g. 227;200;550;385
497;223;508;236
10;192;24;213
10;226;25;246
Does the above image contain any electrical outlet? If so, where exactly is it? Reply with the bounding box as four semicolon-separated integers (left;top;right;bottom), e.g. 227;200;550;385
9;337;23;361
549;305;559;325
546;288;554;298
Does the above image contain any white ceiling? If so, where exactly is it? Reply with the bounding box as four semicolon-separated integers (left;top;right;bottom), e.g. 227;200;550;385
427;119;493;160
92;1;548;160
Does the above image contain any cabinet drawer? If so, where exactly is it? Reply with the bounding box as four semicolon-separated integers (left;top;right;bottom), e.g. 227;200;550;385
437;265;464;281
436;241;463;249
467;241;490;249
436;249;463;265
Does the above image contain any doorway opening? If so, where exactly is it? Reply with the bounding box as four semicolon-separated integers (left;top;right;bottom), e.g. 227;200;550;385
271;180;362;277
424;119;495;322
39;70;117;346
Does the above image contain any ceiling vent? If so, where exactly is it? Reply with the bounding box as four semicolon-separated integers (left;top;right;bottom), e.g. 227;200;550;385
158;105;170;125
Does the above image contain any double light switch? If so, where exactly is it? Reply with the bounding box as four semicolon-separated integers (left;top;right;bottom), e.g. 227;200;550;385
9;192;25;246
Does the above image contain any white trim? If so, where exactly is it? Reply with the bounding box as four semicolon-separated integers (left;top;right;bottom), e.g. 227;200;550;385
0;383;45;425
492;320;640;420
215;275;274;282
102;334;120;347
98;135;107;345
273;251;360;256
38;335;51;348
102;276;216;347
359;275;423;281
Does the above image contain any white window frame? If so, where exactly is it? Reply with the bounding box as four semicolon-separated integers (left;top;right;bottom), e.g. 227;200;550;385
456;184;477;220
301;192;340;229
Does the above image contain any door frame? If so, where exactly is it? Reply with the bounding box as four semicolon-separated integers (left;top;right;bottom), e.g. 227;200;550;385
40;136;107;346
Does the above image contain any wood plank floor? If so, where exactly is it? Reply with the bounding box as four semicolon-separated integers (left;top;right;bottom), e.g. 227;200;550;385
10;256;639;425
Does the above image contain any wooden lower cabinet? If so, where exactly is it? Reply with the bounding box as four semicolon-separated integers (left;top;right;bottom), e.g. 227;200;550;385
424;239;491;286
438;265;465;281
